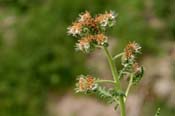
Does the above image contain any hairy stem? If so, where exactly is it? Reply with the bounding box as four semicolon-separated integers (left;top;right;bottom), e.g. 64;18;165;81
103;47;126;116
96;80;115;84
113;52;124;60
103;47;118;82
124;74;133;102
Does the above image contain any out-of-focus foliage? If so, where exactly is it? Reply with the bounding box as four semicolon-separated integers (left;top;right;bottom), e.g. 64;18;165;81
0;0;87;116
0;0;174;116
154;0;175;40
0;0;41;12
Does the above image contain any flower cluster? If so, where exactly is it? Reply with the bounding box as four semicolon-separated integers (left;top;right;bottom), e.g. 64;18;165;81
123;41;141;61
75;33;108;52
75;75;97;93
67;11;116;53
120;42;143;83
95;11;116;28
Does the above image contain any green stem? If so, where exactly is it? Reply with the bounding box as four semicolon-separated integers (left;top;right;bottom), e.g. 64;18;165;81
96;80;115;84
103;47;118;82
113;52;124;60
103;47;126;116
124;74;133;102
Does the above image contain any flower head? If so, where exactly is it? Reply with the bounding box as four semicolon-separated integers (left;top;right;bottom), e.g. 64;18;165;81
95;33;108;45
79;11;98;32
75;35;93;52
124;42;141;60
95;11;116;27
132;62;142;74
75;75;97;93
67;22;83;36
75;34;108;52
67;11;117;53
68;11;99;37
78;11;92;22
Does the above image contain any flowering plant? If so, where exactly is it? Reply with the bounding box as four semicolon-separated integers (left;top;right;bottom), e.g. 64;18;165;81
67;11;144;116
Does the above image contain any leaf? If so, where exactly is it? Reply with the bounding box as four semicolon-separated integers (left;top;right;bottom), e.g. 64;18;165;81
114;104;119;110
155;108;160;116
133;66;144;85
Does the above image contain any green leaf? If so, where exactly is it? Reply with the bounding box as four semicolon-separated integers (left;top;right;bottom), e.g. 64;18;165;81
155;108;160;116
133;66;144;85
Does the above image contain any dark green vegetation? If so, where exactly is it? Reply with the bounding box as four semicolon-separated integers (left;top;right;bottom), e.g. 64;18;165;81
0;0;174;116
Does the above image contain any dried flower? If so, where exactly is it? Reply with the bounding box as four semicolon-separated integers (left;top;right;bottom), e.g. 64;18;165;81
95;11;116;27
67;22;83;36
67;11;117;37
75;35;92;52
95;33;108;45
79;12;99;32
132;62;142;74
67;11;117;53
75;34;108;52
78;11;92;22
75;75;97;93
124;42;141;60
132;62;144;85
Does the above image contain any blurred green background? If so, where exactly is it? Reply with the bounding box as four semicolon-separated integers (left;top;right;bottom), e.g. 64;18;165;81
0;0;174;116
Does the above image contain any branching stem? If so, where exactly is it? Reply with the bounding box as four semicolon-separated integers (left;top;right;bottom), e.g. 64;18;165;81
96;80;115;84
103;47;126;116
113;52;124;60
124;74;133;102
